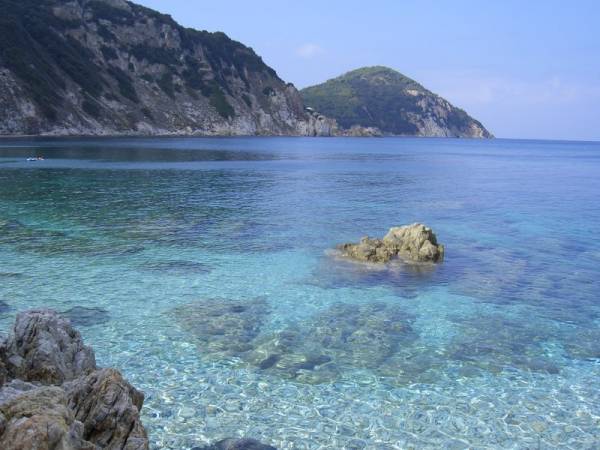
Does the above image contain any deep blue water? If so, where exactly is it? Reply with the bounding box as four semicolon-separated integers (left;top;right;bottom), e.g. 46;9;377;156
0;137;599;449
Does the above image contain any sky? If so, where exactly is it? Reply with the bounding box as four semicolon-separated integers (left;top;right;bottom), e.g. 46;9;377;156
136;0;600;141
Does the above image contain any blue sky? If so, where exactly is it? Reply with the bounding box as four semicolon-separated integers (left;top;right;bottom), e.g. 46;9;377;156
136;0;600;141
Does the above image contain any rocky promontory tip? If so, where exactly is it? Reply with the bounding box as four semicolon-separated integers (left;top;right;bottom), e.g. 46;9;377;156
338;223;444;263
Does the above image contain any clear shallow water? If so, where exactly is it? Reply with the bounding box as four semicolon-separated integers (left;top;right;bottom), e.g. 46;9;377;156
0;137;599;449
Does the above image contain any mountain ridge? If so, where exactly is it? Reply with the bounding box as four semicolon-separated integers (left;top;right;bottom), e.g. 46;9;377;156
0;0;335;136
301;66;492;138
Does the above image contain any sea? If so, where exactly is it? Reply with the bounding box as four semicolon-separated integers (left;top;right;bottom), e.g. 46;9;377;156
0;136;599;449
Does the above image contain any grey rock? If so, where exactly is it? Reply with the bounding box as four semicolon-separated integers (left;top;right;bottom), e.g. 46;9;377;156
0;309;150;449
65;368;148;450
3;309;97;384
338;223;444;263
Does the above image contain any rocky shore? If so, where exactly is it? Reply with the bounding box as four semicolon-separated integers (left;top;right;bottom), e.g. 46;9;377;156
0;310;276;450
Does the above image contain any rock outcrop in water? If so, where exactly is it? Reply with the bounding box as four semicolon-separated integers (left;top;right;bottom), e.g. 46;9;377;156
0;309;149;449
0;0;336;137
338;223;444;263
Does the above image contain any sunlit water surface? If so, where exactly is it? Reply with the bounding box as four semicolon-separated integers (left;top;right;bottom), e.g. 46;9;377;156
0;137;599;449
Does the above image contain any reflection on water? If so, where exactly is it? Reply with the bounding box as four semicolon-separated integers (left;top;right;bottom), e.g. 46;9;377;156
0;137;599;449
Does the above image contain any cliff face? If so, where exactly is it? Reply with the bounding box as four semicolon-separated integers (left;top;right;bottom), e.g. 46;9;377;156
301;66;493;138
0;0;336;136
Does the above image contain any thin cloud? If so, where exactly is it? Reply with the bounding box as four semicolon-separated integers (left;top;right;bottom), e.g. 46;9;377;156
296;43;324;59
419;70;600;107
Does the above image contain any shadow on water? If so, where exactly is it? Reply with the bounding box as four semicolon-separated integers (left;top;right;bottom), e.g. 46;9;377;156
0;141;279;162
303;252;443;298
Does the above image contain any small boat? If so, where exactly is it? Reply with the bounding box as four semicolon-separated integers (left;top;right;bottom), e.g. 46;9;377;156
26;157;44;161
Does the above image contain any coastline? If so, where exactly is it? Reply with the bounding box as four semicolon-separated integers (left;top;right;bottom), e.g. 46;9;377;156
0;132;493;139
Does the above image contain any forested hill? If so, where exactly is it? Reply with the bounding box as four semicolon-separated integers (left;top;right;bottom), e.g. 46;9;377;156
0;0;335;136
301;66;492;138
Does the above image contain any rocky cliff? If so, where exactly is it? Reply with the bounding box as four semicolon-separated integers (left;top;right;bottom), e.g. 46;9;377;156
0;0;336;136
301;66;493;138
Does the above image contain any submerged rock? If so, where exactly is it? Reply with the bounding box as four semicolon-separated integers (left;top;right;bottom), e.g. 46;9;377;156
197;438;277;450
245;302;415;383
0;272;23;279
445;314;560;375
141;260;212;275
172;298;269;357
338;223;444;264
62;306;111;327
0;309;149;449
0;301;9;313
172;297;414;383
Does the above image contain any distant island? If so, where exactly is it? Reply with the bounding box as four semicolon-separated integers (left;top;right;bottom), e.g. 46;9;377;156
0;0;491;138
301;66;492;138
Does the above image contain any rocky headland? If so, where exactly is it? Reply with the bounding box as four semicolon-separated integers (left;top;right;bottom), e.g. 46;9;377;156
337;223;445;264
301;66;493;138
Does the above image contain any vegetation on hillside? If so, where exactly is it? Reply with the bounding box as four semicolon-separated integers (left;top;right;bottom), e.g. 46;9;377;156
0;0;286;123
301;66;490;136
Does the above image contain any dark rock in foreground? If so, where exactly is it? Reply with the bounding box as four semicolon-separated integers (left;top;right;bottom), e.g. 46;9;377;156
0;309;148;449
338;223;444;264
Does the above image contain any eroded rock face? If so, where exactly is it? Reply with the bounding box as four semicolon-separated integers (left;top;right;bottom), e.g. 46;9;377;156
0;309;149;450
0;384;95;450
4;309;97;385
65;369;148;450
338;223;444;264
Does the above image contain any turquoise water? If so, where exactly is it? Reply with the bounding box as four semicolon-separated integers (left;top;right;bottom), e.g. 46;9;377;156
0;137;599;449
